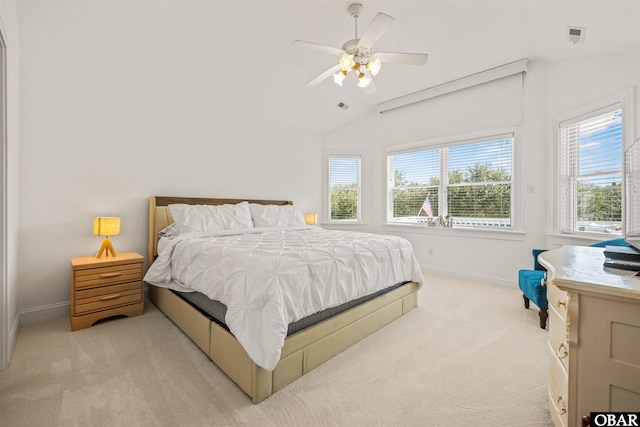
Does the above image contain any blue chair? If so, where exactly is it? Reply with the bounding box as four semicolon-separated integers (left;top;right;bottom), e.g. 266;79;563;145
518;238;629;329
518;250;549;329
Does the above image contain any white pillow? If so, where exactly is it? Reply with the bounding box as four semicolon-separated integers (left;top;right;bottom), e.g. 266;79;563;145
169;202;254;234
249;204;305;227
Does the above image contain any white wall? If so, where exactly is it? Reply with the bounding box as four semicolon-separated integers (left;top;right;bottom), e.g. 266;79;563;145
17;2;322;322
546;49;640;139
322;50;639;286
0;0;20;367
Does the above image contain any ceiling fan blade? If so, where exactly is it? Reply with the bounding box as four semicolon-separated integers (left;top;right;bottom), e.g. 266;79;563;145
357;13;394;50
374;52;429;66
306;64;342;87
292;40;345;56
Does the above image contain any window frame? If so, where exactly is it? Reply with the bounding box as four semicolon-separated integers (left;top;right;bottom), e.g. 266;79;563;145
553;88;634;238
385;127;520;232
324;151;362;224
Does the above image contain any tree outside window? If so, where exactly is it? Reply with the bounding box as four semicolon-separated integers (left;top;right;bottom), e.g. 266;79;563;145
560;108;622;234
329;156;360;222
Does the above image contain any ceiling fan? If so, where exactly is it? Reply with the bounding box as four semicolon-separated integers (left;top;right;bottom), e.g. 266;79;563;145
292;3;428;93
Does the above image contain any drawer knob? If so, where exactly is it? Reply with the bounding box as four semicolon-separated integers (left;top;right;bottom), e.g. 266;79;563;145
100;272;122;279
540;273;547;287
556;342;568;359
555;396;567;415
557;299;567;309
100;293;122;301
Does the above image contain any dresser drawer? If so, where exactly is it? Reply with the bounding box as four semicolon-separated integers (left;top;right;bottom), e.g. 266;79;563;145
549;306;569;372
75;281;142;314
548;344;569;427
547;283;569;322
74;264;142;289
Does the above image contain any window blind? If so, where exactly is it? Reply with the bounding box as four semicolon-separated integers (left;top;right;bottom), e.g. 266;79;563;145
625;138;640;241
447;137;513;227
391;148;440;219
559;107;622;233
388;135;513;227
329;157;360;221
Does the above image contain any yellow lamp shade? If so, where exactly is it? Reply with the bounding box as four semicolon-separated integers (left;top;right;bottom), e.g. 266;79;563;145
305;213;318;225
93;217;121;237
93;217;120;258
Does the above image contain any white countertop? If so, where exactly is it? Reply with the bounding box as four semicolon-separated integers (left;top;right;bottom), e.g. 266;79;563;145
538;245;640;301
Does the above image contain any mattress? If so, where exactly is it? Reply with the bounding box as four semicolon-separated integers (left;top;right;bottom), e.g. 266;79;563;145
145;226;424;370
175;280;410;336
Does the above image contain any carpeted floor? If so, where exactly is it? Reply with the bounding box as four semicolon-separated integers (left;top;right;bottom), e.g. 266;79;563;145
0;272;552;426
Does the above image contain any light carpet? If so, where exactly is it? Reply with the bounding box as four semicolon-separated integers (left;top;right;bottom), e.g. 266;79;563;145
0;272;552;426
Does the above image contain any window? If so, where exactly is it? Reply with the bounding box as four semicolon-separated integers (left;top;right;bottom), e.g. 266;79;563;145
328;156;361;222
388;134;513;228
559;106;623;234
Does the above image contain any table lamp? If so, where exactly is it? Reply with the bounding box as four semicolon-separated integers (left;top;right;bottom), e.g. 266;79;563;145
305;213;318;225
93;217;120;258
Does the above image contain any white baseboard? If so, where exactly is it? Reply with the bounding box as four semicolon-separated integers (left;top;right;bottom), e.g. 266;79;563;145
8;310;19;362
1;311;20;369
19;301;69;325
18;288;150;327
422;264;517;288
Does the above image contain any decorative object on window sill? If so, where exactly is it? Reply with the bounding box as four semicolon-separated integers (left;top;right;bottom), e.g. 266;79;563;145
93;216;120;258
292;3;428;93
419;215;453;228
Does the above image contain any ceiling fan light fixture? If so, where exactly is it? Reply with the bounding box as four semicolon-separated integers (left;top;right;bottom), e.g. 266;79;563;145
367;58;382;76
357;73;372;88
292;3;428;93
333;70;347;86
339;53;355;71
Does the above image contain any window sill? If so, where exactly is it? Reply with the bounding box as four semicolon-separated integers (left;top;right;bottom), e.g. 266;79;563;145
547;232;624;246
382;223;525;241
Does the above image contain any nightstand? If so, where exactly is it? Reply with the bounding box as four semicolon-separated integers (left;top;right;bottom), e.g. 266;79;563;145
70;252;144;331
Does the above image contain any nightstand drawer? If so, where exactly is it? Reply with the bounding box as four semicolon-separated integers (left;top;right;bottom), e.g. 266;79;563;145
75;281;142;314
74;264;142;289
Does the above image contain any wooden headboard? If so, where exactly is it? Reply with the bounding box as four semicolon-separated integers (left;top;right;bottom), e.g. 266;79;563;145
147;196;293;265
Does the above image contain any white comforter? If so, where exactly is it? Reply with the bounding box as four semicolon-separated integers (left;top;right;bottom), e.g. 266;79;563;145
144;226;424;371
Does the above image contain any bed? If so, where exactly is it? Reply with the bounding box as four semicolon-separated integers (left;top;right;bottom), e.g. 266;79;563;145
144;196;423;403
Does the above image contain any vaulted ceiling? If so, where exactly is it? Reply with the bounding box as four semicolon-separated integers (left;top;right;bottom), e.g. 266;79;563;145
185;0;639;134
18;1;640;134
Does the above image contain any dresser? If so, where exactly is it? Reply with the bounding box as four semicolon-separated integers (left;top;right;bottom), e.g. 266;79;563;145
538;245;640;427
70;252;144;331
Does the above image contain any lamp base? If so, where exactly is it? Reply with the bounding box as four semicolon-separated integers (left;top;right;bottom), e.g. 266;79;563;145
96;237;117;258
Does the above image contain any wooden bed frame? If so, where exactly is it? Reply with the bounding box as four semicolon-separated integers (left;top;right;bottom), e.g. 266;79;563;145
146;196;419;403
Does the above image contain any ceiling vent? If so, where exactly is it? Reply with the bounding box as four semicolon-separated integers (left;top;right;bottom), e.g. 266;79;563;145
337;102;350;110
567;26;586;44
